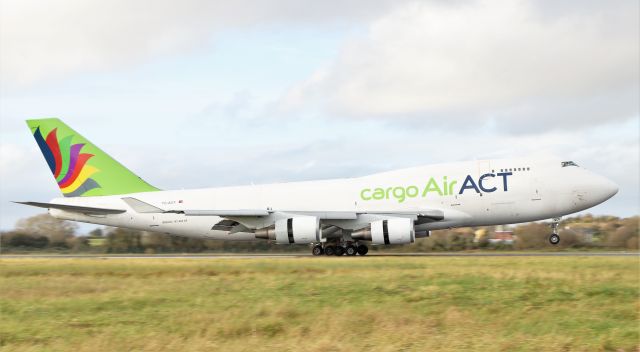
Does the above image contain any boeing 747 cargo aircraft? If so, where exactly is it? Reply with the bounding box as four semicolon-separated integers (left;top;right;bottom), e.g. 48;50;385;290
17;118;619;255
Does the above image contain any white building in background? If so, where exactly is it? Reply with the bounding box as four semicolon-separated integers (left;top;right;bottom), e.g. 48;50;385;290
490;225;515;244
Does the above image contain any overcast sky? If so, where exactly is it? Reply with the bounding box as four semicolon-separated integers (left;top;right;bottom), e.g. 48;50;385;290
0;0;638;231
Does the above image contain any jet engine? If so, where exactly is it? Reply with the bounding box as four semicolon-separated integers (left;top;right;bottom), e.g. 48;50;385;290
255;216;320;244
351;218;415;244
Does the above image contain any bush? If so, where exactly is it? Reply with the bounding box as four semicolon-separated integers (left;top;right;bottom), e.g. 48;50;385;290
514;223;551;249
7;232;50;248
604;217;639;248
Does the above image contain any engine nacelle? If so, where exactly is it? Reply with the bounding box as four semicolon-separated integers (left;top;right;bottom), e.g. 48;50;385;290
255;216;321;244
275;216;321;244
352;218;415;245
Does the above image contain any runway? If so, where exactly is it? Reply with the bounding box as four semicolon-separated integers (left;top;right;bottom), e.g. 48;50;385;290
0;252;638;259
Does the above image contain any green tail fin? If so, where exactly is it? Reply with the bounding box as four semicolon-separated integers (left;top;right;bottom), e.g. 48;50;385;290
26;118;160;197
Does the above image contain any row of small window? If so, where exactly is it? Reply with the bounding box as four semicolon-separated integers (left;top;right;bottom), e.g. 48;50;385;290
491;167;531;173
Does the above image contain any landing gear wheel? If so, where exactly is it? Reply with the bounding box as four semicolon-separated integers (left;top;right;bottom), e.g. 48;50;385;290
357;244;369;256
312;245;324;256
324;245;336;256
335;246;345;256
345;245;357;256
549;233;560;245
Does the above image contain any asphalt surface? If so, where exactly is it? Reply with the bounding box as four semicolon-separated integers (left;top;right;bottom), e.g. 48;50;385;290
0;252;638;259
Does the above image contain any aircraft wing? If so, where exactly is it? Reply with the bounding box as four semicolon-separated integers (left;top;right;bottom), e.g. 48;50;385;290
123;197;445;231
124;197;444;222
177;209;271;217
165;208;357;219
200;210;445;234
175;210;443;221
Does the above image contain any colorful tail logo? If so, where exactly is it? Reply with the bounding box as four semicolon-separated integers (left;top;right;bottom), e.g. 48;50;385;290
33;127;101;197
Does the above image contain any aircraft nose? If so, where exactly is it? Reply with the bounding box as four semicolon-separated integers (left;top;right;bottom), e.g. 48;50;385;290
565;170;618;211
601;177;619;199
588;174;619;204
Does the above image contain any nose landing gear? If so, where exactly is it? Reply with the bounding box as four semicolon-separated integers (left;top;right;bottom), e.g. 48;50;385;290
548;217;561;245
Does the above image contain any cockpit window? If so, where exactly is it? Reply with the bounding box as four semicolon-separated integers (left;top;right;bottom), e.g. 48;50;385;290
561;161;579;167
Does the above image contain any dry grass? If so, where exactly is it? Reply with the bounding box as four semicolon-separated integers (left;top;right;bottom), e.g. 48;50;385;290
0;257;638;351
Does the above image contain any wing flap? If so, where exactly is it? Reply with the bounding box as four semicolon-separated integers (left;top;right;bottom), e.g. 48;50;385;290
177;210;358;219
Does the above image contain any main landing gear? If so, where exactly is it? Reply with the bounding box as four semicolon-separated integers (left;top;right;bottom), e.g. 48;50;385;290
549;217;561;245
312;245;324;256
311;243;368;256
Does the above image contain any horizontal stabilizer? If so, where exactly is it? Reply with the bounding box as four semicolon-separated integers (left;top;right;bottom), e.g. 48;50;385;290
121;197;165;213
14;201;126;215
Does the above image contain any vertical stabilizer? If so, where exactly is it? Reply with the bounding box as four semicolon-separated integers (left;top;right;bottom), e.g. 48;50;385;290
26;118;159;197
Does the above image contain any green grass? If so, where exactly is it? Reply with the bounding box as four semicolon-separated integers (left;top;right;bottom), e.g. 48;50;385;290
0;257;638;351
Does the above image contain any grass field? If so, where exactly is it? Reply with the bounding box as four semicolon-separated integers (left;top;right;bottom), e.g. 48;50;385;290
0;257;638;351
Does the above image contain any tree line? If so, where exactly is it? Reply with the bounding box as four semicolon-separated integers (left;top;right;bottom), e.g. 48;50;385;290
401;215;638;252
0;213;637;253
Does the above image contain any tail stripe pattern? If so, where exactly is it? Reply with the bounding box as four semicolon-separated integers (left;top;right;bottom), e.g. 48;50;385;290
33;127;100;197
28;118;159;197
59;144;82;185
34;127;55;174
56;135;73;182
45;129;62;178
58;153;94;188
62;165;98;193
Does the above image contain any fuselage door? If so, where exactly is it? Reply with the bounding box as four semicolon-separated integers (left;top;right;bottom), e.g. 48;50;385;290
476;160;496;196
531;177;543;201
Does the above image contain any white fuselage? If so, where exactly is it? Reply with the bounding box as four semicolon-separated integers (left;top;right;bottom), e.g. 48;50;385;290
48;157;618;241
